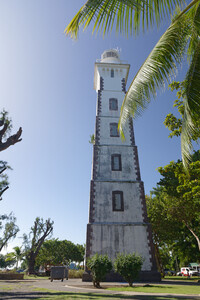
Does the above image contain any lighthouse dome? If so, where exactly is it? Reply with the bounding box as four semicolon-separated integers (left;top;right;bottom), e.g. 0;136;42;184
101;49;121;63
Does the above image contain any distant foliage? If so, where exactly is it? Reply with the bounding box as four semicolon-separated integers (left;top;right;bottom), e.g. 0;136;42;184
36;239;85;270
0;254;15;269
0;213;19;252
87;253;112;288
114;253;144;286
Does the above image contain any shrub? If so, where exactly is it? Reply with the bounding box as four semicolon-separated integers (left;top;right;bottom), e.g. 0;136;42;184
68;269;84;278
114;253;144;286
87;253;112;288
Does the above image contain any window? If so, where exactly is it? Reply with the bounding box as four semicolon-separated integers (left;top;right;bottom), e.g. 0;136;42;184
110;123;119;137
111;154;122;171
111;69;114;78
109;98;118;111
112;191;124;211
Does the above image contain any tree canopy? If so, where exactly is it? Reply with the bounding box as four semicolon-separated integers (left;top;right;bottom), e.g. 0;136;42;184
35;239;85;270
147;150;200;268
0;213;19;252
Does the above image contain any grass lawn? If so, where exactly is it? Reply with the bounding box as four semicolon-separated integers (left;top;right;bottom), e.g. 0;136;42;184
0;281;197;300
164;275;200;281
24;274;50;280
34;288;193;300
108;284;200;295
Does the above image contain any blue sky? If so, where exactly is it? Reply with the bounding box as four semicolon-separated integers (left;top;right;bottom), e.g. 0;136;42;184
0;0;190;250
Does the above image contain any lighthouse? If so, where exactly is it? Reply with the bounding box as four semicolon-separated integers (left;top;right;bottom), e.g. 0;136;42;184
83;49;160;281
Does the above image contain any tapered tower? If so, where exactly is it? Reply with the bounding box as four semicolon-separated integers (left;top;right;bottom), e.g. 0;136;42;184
83;50;160;281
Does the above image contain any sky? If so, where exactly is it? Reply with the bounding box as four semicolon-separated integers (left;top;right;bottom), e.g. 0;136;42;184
0;0;191;252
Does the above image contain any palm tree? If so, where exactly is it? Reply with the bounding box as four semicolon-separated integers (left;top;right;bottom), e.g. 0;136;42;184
66;0;200;168
6;246;24;270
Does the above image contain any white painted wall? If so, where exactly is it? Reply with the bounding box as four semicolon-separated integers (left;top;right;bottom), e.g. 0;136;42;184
91;224;152;271
93;181;144;223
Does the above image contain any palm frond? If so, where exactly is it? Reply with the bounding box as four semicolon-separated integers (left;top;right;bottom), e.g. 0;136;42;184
182;40;200;168
119;11;191;136
65;0;183;39
187;2;200;61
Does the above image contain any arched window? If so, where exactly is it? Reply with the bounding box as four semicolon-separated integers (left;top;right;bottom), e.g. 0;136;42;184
111;69;114;78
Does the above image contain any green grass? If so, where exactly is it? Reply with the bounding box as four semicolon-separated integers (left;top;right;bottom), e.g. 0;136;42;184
164;275;200;281
108;284;200;295
34;288;191;300
24;274;50;280
0;283;195;300
0;284;15;291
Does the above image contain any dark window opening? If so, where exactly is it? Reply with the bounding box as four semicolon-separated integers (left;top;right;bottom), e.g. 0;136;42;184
111;69;114;78
110;123;119;137
111;154;122;171
109;98;118;111
112;191;124;211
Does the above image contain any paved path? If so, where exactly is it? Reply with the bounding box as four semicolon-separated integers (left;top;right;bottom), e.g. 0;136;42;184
0;278;199;299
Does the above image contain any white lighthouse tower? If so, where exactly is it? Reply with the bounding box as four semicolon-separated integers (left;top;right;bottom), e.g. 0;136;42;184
83;49;160;281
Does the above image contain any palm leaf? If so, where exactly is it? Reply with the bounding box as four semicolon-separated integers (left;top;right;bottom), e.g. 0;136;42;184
118;10;191;140
65;0;183;39
182;39;200;168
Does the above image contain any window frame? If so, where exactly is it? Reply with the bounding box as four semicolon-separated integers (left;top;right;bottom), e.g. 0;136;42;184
110;123;119;137
109;98;118;111
112;191;124;211
111;154;122;171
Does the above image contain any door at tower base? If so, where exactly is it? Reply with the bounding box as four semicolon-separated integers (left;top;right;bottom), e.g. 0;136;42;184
82;223;161;282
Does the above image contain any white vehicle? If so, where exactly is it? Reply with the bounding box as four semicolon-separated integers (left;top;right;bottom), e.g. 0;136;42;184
181;267;198;277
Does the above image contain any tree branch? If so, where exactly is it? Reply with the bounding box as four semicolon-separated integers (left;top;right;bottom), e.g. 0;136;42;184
0;166;7;175
0;127;22;152
0;123;9;141
0;186;9;200
183;220;200;251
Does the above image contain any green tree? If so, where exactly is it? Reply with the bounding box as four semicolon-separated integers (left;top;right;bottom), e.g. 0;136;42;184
0;213;19;252
0;253;15;269
66;0;200;168
35;239;85;271
164;81;200;141
157;151;200;250
5;246;24;270
114;253;144;286
146;151;200;270
23;217;54;274
87;254;112;288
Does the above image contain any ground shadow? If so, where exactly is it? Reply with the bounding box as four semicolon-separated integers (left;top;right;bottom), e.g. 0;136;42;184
0;290;195;300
